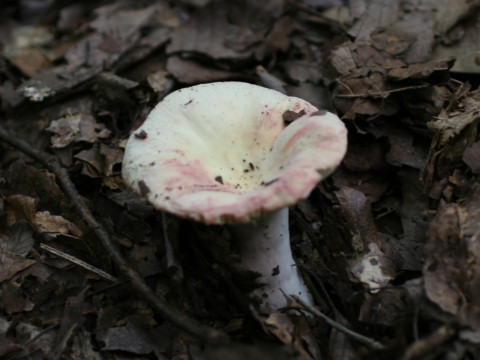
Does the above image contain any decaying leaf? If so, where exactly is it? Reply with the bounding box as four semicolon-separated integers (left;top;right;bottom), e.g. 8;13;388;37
463;141;480;174
46;113;111;148
264;313;313;360
166;56;242;84
329;40;454;119
0;223;36;283
424;185;480;330
0;252;35;284
6;195;82;237
423;90;480;187
0;281;35;314
5;161;66;214
17;2;174;101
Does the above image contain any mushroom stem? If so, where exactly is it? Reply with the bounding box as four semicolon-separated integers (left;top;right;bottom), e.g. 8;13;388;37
230;207;314;313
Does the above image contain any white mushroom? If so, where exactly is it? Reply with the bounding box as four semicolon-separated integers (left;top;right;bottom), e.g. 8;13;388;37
122;82;347;312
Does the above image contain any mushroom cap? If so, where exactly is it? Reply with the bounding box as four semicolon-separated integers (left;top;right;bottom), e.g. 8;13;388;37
122;82;347;224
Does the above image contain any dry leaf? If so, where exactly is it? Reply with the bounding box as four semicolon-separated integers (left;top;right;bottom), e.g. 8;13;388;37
6;195;82;237
46;113;111;148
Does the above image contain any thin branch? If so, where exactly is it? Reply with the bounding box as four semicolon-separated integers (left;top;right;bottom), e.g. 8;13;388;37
335;83;428;98
40;243;119;283
0;125;227;344
291;295;385;350
402;325;456;360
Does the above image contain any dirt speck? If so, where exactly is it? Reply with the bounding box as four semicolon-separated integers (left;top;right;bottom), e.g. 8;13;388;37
282;109;306;124
134;130;148;139
138;180;150;196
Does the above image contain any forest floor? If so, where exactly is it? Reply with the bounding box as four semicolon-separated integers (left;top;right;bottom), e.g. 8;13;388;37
1;0;480;359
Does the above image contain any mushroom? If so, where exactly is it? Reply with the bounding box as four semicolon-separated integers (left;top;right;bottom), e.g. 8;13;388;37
122;82;347;313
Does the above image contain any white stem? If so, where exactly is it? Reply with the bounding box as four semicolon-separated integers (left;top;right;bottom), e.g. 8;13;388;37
230;207;314;313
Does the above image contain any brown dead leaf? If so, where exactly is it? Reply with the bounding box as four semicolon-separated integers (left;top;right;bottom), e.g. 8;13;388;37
94;72;138;105
65;4;160;69
329;40;453;119
166;56;243;84
463;141;480;174
424;204;468;314
0;223;35;257
424;186;480;330
19;64;98;101
99;143;123;176
46;113;111;148
0;223;36;283
265;312;294;345
431;1;480;73
167;2;255;60
5;160;65;211
167;0;285;60
4;25;54;57
423;90;480;187
102;322;158;355
6;195;82;237
281;61;323;84
10;47;50;77
99;312;168;356
12;321;57;357
255;16;294;60
385;127;428;169
348;0;400;45
348;0;464;63
4;25;53;77
370;27;415;56
387;58;454;82
75;147;102;178
0;252;35;283
146;70;171;94
0;281;34;314
332;167;390;203
264;313;313;360
17;2;173;102
74;143;123;189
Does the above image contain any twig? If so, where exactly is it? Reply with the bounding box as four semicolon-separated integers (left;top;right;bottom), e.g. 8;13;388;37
40;243;119;283
0;125;227;344
402;325;456;360
162;212;184;280
5;324;59;360
292;295;385;350
335;84;428;98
